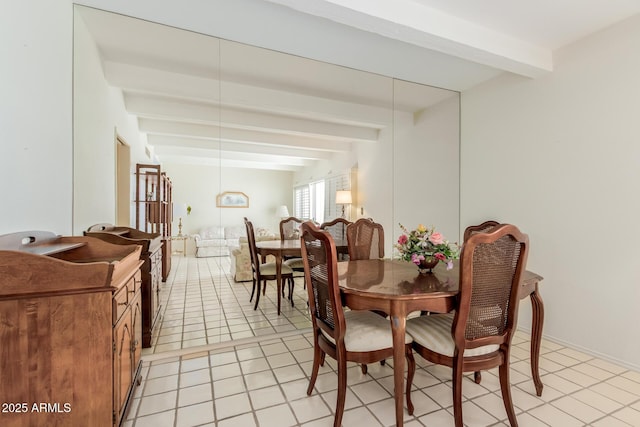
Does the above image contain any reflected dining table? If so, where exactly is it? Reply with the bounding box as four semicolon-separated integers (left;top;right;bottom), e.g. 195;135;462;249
255;238;348;315
337;259;544;427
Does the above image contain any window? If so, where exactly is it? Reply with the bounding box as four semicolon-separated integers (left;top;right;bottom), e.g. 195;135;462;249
295;173;351;223
294;180;325;223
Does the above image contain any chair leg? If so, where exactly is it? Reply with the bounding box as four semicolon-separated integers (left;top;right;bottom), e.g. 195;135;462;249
288;277;295;304
405;345;415;415
474;371;482;384
499;360;519;427
334;355;348;427
249;278;257;302
253;281;261;311
307;341;323;396
452;357;464;427
360;363;367;375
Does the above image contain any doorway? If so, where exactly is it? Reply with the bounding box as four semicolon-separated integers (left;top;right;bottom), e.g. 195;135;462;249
115;135;131;226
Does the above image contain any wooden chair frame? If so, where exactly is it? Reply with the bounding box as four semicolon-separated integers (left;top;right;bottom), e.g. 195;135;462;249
300;221;414;427
407;224;529;427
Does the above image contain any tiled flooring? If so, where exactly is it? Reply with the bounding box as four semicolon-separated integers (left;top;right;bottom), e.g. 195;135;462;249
127;255;640;427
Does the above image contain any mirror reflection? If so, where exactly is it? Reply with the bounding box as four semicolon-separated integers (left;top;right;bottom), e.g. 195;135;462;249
73;5;459;355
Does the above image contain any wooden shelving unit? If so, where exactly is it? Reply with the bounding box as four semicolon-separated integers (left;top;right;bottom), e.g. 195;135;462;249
135;164;172;281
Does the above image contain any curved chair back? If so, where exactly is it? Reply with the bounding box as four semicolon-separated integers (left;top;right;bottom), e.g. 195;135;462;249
320;218;351;260
320;218;351;242
457;223;529;349
463;220;500;243
346;218;384;260
280;217;303;241
244;217;261;279
300;221;344;346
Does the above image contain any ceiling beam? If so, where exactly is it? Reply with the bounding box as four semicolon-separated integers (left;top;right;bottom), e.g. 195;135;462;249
138;119;354;152
263;0;553;77
147;134;335;161
110;63;392;126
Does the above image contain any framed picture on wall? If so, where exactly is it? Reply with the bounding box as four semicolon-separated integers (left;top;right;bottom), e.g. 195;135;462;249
216;191;249;208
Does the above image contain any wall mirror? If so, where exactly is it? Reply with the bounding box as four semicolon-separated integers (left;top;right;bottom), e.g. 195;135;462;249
73;5;459;354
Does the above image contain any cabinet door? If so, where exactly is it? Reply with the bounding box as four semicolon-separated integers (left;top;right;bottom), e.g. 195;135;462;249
130;290;143;375
113;307;133;426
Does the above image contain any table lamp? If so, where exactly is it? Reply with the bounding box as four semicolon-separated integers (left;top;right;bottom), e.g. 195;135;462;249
335;190;352;218
276;205;290;219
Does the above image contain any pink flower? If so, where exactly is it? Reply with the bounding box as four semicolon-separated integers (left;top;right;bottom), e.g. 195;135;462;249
398;235;408;245
434;253;446;261
410;253;425;265
429;232;444;245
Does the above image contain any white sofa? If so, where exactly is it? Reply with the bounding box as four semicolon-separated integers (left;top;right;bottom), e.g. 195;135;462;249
193;225;245;258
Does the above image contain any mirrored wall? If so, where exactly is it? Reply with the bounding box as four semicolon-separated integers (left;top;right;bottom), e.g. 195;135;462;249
73;5;459;354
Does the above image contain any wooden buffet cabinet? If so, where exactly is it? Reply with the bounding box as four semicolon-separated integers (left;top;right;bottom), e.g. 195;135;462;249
0;231;143;427
85;224;163;348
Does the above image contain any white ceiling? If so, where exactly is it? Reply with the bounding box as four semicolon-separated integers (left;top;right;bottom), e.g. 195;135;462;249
77;1;640;171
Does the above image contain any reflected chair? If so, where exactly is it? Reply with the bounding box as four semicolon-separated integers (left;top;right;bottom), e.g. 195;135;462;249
244;217;294;311
279;216;306;299
300;221;415;427
405;224;529;427
320;218;351;260
346;217;388;359
346;218;384;260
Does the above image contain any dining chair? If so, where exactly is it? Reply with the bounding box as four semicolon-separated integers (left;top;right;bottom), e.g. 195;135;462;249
346;218;384;260
405;224;529;427
279;216;306;297
463;219;500;384
300;221;415;427
320;218;351;260
463;219;500;242
244;217;294;311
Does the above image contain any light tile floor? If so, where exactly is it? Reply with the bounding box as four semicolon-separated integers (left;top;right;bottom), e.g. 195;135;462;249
128;255;640;426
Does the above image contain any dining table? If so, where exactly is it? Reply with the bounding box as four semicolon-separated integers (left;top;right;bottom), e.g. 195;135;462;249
337;258;544;427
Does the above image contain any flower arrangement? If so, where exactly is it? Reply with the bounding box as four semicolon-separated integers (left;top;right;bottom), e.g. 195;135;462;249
395;223;460;270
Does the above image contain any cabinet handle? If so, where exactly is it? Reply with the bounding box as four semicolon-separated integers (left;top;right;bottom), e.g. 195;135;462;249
118;302;128;306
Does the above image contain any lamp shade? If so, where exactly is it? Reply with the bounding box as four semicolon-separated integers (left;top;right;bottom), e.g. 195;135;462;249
335;190;352;204
276;205;290;218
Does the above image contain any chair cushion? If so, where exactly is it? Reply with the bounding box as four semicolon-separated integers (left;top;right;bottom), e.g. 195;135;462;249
406;313;499;357
259;262;293;276
283;257;305;270
321;310;412;352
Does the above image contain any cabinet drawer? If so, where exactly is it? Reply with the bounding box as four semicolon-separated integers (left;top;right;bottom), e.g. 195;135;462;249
113;287;128;324
128;271;141;295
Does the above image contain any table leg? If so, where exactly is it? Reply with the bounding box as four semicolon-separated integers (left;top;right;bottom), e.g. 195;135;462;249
390;301;405;427
530;286;545;396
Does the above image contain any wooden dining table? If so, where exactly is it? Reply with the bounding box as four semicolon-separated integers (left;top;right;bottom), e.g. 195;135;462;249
337;258;544;427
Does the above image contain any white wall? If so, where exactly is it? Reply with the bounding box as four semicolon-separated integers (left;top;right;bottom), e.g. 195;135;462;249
73;12;150;235
164;162;294;237
0;1;73;235
393;95;460;246
461;14;640;369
